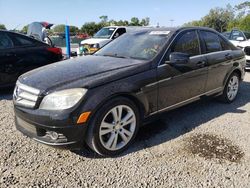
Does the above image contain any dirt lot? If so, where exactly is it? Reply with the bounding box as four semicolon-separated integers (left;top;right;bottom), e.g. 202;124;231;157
0;73;250;188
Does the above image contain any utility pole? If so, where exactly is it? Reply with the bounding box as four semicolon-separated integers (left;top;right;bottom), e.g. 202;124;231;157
170;19;174;27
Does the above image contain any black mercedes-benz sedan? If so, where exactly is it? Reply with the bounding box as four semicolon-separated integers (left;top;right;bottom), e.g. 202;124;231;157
13;27;246;156
0;30;62;88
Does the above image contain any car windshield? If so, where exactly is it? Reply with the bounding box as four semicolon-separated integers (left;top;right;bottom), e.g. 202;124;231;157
95;30;171;60
93;27;116;39
230;30;245;41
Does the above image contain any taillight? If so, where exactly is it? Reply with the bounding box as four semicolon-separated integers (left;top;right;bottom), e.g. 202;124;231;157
47;47;62;55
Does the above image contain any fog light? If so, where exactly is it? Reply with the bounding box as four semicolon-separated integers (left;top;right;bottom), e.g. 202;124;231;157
50;131;59;140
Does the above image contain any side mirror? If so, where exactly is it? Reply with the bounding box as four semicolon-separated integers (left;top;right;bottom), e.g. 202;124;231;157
168;52;190;64
236;37;244;41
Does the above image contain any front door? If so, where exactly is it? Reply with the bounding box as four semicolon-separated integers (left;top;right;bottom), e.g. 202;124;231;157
157;30;208;111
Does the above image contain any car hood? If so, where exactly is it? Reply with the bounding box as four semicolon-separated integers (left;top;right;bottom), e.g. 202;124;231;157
236;39;250;48
230;39;250;47
19;55;147;92
80;38;111;47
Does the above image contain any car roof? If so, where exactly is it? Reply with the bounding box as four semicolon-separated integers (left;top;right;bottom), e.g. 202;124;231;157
0;29;49;45
0;29;30;37
122;26;218;35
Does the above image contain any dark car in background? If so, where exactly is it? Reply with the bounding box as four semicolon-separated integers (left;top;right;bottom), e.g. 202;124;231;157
14;27;246;156
0;30;62;88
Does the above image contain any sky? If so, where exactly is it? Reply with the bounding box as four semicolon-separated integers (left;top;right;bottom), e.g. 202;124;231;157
0;0;245;30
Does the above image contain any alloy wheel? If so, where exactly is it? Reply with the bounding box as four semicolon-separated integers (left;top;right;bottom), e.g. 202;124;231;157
227;75;239;101
99;105;136;151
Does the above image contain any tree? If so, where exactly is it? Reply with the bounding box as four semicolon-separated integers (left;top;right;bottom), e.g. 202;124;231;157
81;22;102;36
183;20;204;27
201;5;234;32
53;24;79;34
235;1;250;17
237;14;250;31
0;24;6;30
53;24;66;33
69;26;80;34
130;17;140;26
140;17;150;26
21;25;28;34
99;15;108;23
183;4;235;32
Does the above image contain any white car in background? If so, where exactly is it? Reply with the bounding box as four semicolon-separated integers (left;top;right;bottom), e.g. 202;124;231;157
79;26;127;54
79;26;148;54
223;29;250;70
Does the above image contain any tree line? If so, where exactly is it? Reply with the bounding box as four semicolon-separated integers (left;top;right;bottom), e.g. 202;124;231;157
51;16;150;36
183;1;250;32
0;16;150;36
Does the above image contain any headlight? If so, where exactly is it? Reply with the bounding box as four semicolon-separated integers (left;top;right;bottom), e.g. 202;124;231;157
39;88;87;110
92;43;100;48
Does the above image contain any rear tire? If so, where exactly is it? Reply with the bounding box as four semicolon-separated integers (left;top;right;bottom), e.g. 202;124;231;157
86;97;140;156
219;73;240;103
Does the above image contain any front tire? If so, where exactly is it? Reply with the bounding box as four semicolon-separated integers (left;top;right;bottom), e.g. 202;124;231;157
86;97;140;156
219;73;240;103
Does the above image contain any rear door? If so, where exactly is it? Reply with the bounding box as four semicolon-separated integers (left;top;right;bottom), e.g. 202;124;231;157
8;33;50;73
157;29;208;110
199;30;233;91
0;32;19;86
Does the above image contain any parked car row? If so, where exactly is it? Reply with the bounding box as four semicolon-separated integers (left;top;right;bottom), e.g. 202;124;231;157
223;29;250;70
13;27;246;156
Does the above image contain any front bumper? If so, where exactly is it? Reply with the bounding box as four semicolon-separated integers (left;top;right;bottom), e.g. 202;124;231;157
245;57;250;70
15;107;88;149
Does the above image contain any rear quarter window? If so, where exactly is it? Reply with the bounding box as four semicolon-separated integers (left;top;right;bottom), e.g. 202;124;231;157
219;36;231;51
0;32;14;49
10;34;36;47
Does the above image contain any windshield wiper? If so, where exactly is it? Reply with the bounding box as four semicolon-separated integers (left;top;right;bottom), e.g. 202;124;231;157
102;54;130;59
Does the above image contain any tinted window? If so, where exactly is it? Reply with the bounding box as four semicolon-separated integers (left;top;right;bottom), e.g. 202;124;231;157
112;28;126;39
171;30;200;56
200;31;222;53
11;35;34;46
0;32;14;49
219;36;231;51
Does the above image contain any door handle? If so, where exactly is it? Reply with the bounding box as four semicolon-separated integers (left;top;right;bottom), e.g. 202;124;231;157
196;61;206;68
6;52;16;57
225;53;233;60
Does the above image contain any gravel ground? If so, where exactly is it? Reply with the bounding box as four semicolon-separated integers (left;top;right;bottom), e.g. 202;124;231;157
0;73;250;188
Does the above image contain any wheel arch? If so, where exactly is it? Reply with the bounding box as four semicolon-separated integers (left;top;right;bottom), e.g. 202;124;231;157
223;67;243;87
89;92;147;123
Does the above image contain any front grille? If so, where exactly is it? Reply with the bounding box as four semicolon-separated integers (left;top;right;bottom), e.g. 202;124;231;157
13;81;40;109
244;47;250;56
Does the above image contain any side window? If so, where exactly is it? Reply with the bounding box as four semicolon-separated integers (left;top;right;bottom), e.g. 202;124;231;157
0;32;14;49
219;36;231;51
11;34;35;47
200;31;222;53
170;30;200;57
112;28;126;39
